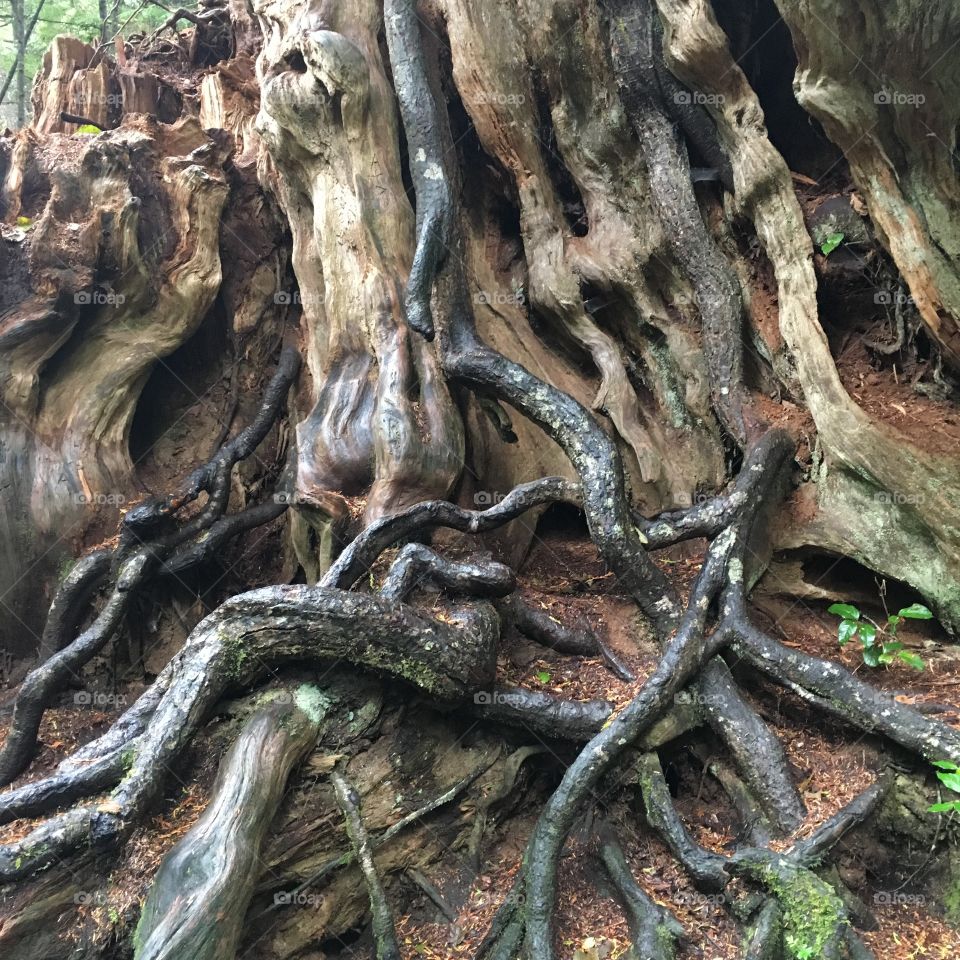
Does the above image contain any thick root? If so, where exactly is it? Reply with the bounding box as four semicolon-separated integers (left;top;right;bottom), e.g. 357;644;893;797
134;686;327;960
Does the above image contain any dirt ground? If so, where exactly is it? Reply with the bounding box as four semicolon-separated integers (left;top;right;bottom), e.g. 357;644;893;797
2;525;959;959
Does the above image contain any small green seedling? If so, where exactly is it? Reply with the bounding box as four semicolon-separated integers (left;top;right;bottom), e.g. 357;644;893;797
828;601;931;670
820;231;844;256
535;670;551;684
929;760;960;814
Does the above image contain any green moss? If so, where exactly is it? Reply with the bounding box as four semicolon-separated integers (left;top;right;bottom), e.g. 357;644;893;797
944;879;960;928
57;555;77;582
293;684;331;724
220;628;252;681
944;849;960;928
754;859;845;959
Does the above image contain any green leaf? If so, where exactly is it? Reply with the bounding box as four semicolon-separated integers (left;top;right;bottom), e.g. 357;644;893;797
828;602;860;620
837;619;859;645
882;641;904;653
878;651;894;665
936;771;960;793
932;760;959;771
76;123;101;134
862;645;881;667
820;232;844;256
898;603;933;620
898;651;925;671
15;215;31;227
928;801;960;813
859;622;877;646
535;670;551;684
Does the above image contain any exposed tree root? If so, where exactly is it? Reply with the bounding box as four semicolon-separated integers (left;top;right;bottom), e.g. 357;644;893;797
373;5;960;955
0;584;501;881
378;543;516;602
496;592;635;681
4;6;960;957
636;751;730;891
0;347;300;787
325;476;580;590
598;823;686;959
133;686;326;960
384;0;680;637
332;770;403;960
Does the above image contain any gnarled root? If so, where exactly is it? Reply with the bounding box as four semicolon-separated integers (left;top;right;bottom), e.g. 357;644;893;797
331;770;402;960
598;823;685;960
0;584;500;882
133;686;327;960
0;346;301;787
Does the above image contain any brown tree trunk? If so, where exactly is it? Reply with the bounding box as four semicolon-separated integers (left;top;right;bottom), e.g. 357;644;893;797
1;1;959;958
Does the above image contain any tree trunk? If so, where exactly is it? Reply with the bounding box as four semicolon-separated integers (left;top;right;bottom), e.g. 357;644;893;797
1;1;959;958
10;0;26;127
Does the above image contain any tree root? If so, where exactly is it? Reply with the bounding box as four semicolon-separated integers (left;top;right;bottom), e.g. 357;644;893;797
133;686;327;960
257;757;498;920
598;823;685;960
331;770;402;960
744;898;783;960
496;593;634;681
325;476;580;590
384;0;680;637
698;656;805;834
0;348;300;787
379;543;516;602
0;587;499;881
636;751;729;890
471;685;614;742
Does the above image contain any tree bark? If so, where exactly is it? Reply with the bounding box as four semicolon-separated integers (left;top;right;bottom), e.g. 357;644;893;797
1;2;959;958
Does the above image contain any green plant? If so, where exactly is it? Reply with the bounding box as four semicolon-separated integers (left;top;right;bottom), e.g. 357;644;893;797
929;760;960;814
819;231;844;256
827;601;931;670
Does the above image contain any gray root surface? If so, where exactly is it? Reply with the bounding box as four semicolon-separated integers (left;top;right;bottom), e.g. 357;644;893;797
0;348;301;788
133;689;326;960
598;823;685;960
331;771;403;960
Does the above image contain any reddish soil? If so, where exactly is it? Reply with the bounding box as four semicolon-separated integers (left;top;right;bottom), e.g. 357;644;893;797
2;530;959;959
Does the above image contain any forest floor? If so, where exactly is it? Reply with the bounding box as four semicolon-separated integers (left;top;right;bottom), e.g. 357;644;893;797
392;529;960;960
2;525;959;959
